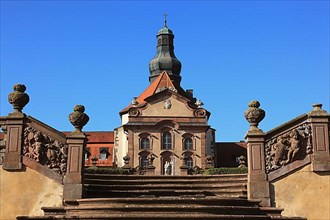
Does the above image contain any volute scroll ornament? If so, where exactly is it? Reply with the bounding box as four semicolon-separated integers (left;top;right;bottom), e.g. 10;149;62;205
194;108;206;117
244;100;265;132
8;84;30;114
129;107;141;117
69;105;89;132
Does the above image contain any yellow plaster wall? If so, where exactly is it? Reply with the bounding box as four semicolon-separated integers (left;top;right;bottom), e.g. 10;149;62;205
142;97;193;117
114;127;128;167
272;165;330;220
0;166;63;219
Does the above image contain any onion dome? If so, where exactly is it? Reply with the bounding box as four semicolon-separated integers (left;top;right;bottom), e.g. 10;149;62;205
149;16;182;85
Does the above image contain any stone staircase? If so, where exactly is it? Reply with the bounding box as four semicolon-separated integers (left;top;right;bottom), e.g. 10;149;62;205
84;174;248;198
17;174;307;220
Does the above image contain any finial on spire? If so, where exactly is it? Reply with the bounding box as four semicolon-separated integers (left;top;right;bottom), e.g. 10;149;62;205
163;13;168;27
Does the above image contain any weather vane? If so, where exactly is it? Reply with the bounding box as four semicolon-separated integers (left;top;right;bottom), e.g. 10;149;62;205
164;13;168;27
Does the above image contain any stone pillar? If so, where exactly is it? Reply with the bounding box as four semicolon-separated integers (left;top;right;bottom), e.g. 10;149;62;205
2;84;30;170
180;157;188;176
245;132;270;206
308;104;330;172
146;154;155;175
64;105;89;200
244;100;270;206
1;115;25;170
63;132;87;199
146;166;155;176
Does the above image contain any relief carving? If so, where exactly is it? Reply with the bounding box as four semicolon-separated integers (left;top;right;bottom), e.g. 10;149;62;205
164;99;172;109
23;126;68;176
265;123;312;173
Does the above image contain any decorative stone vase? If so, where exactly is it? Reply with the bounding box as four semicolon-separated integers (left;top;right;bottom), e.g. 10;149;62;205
244;100;265;132
195;99;204;108
238;155;246;168
123;154;131;169
205;155;213;169
8;84;30;113
69;105;89;132
148;154;155;167
91;156;98;167
180;156;187;169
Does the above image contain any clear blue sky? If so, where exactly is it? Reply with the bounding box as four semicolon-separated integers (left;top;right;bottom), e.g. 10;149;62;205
1;1;329;141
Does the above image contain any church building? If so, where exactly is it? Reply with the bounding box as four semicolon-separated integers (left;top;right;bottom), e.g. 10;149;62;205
114;18;215;175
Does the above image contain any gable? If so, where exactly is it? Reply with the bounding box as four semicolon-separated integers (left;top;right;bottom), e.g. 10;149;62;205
141;93;194;117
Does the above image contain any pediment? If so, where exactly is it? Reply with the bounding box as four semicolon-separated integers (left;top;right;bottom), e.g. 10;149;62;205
141;90;195;117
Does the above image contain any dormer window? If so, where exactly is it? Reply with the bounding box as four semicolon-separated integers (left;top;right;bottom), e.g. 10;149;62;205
99;147;110;160
85;147;91;160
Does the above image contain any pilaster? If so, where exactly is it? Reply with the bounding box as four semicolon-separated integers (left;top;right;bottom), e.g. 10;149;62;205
1;115;25;170
63;132;87;200
245;131;270;206
308;104;330;172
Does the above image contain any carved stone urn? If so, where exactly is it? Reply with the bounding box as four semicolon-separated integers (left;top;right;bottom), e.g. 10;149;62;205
8;84;30;114
69;105;89;132
123;153;131;169
244;100;265;132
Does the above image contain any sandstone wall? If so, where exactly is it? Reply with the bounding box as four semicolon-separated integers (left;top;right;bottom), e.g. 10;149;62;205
0;166;63;219
271;165;330;220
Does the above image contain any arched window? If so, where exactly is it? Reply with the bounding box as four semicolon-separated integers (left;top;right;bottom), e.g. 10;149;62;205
140;137;150;150
186;156;193;170
162;131;172;150
184;138;193;151
140;156;148;170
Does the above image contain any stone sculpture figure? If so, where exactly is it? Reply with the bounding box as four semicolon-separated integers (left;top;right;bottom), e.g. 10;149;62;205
271;136;287;169
164;161;171;175
33;132;45;162
285;130;301;164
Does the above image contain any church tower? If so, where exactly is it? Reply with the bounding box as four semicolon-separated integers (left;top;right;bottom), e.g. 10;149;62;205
149;16;182;85
115;18;215;175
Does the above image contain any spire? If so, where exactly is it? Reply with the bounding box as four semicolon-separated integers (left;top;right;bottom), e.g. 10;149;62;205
164;13;168;27
149;16;182;85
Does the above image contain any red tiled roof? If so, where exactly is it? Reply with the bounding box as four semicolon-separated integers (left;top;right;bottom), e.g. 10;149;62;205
85;131;114;143
63;131;114;143
120;71;190;114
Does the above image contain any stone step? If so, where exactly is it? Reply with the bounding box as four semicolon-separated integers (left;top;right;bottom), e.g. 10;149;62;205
84;182;247;190
84;188;247;198
64;197;261;207
17;213;306;220
84;178;247;185
84;174;248;181
64;204;284;216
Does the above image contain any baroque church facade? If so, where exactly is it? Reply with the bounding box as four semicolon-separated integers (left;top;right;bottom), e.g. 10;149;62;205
114;19;215;175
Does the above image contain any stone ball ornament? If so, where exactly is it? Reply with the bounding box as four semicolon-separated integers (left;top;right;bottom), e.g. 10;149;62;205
69;105;90;132
8;84;30;113
244;100;265;131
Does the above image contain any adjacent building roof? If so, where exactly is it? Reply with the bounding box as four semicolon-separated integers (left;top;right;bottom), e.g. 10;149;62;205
62;131;114;143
